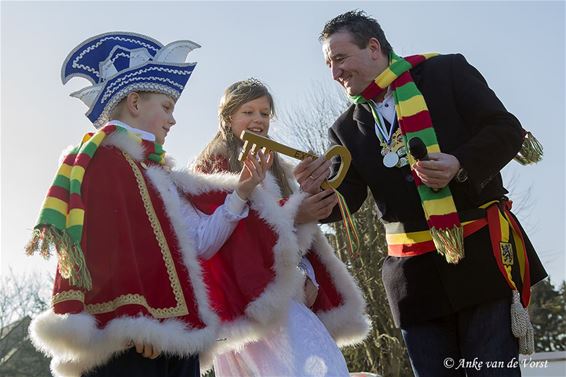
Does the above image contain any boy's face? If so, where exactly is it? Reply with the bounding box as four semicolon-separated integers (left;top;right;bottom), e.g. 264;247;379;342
135;93;176;145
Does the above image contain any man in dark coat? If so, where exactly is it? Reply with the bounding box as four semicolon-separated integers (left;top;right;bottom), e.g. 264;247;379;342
294;10;547;377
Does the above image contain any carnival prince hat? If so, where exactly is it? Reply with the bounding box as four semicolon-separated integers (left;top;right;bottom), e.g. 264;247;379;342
62;32;200;128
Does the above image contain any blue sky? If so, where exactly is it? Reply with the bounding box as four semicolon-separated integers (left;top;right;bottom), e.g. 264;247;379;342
1;1;564;284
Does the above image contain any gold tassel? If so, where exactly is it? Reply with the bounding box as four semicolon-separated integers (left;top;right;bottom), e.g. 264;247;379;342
25;226;92;290
430;225;465;264
514;131;543;165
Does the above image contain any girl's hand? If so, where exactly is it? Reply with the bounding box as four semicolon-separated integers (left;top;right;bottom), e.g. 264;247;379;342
236;150;273;200
304;277;319;308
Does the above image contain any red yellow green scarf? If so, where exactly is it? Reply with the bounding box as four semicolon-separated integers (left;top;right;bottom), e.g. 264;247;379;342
351;52;464;264
25;124;165;289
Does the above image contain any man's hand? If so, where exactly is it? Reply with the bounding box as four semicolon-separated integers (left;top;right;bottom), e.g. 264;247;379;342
413;152;460;189
295;189;338;224
293;156;332;194
133;341;160;359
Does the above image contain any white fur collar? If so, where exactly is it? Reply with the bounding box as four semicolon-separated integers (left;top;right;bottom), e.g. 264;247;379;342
101;131;175;168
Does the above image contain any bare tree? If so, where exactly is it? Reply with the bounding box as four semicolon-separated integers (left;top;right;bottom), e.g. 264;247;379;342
0;270;51;337
274;82;348;152
0;271;52;377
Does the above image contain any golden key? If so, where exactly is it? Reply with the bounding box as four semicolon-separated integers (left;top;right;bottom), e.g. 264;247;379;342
238;130;351;190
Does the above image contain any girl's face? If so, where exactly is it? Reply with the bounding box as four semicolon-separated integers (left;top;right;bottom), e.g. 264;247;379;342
229;96;271;139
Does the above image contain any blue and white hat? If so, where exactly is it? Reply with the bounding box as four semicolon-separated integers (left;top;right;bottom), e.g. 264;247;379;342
62;32;200;128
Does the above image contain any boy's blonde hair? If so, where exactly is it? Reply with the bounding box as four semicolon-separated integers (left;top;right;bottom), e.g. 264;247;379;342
195;79;292;197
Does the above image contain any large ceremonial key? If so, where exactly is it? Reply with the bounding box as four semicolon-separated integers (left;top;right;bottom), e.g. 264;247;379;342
238;130;351;190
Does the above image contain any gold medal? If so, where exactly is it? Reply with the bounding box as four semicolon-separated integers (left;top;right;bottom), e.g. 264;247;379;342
387;129;409;168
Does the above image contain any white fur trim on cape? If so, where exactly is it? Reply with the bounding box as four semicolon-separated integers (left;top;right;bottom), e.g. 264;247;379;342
144;165;220;331
101;131;175;168
281;160;371;346
172;165;370;369
309;231;371;346
101;132;145;161
29;137;218;377
171;169;306;370
30;310;217;377
279;158;324;254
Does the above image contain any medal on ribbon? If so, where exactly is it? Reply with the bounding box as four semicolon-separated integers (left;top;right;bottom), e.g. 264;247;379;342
372;101;407;169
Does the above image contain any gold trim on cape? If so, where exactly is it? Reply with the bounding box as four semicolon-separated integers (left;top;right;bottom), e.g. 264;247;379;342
52;152;189;319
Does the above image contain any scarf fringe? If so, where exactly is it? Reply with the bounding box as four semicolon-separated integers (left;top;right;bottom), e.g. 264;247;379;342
25;226;92;290
430;225;464;264
514;131;543;165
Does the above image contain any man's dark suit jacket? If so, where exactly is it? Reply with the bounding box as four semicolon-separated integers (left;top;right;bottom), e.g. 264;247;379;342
325;53;547;327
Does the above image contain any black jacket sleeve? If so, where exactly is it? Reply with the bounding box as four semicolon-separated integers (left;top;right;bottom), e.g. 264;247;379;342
449;54;524;194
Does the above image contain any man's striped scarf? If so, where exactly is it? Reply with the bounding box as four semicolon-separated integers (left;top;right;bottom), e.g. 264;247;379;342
350;52;464;263
25;124;166;289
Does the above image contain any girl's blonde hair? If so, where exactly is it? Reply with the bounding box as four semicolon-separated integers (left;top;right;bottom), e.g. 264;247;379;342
195;78;292;197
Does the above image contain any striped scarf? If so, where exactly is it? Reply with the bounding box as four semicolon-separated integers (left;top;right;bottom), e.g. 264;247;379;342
350;52;464;264
25;124;166;289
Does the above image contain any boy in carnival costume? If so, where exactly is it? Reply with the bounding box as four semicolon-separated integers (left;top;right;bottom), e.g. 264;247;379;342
26;32;271;377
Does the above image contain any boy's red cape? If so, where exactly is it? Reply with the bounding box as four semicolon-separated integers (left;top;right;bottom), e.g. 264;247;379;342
30;134;220;377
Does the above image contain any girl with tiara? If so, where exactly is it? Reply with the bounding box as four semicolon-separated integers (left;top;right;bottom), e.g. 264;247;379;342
189;79;371;376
